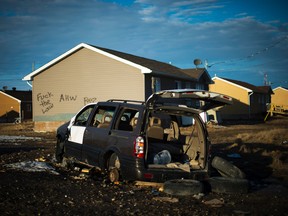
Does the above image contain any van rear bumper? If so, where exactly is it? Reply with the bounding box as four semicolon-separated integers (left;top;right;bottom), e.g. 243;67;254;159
121;157;209;182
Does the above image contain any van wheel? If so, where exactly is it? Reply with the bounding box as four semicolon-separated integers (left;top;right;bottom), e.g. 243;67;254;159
55;137;64;163
163;179;204;196
209;177;249;194
108;153;121;182
212;156;246;179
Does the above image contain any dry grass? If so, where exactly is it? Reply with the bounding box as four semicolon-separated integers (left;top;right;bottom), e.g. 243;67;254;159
236;128;288;145
209;118;288;173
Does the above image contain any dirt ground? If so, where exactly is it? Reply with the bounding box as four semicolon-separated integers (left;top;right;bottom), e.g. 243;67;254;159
0;116;288;216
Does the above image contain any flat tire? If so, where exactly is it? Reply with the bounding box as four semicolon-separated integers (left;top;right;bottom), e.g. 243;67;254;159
212;156;246;179
209;177;249;194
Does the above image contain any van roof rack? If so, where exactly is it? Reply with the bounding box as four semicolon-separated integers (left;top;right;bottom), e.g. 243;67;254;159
107;99;145;105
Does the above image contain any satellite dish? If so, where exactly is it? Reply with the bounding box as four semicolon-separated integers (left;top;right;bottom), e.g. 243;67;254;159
193;59;202;68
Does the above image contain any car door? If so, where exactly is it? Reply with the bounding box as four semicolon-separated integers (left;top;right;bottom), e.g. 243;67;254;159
81;104;117;166
146;89;233;111
65;104;96;160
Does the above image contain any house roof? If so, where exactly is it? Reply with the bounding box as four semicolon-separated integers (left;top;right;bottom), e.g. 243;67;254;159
257;86;274;94
23;43;211;82
0;90;32;102
181;68;213;84
213;77;273;94
91;45;192;79
273;86;288;92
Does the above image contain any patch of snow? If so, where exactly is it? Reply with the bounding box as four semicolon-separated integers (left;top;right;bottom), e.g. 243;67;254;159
4;161;59;175
0;135;42;144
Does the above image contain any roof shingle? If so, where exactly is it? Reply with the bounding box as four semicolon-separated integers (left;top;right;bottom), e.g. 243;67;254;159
1;90;32;102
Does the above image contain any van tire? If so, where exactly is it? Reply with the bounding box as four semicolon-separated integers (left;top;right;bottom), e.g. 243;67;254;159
209;177;249;194
163;179;204;196
55;138;64;163
212;156;246;179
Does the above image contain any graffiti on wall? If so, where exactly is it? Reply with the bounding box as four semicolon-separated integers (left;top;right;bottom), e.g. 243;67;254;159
37;92;97;114
37;92;54;114
59;94;77;102
84;97;97;105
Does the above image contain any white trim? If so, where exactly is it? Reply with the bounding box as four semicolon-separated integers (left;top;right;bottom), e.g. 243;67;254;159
22;43;152;81
0;91;21;103
212;77;252;92
273;86;288;92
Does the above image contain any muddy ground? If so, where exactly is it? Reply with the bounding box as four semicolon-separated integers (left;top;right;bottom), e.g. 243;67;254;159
0;117;288;215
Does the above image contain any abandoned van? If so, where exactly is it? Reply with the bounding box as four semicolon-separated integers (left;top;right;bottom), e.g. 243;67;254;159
55;89;232;182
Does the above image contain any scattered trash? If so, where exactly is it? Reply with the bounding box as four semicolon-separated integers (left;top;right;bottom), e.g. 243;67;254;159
202;198;225;207
134;181;164;189
153;150;171;165
113;181;121;185
81;168;90;173
233;210;251;215
35;157;46;162
151;188;160;196
226;143;238;150
206;120;218;125
227;153;241;158
71;175;87;180
206;121;226;129
152;197;179;203
193;193;205;200
74;167;81;171
4;161;59;175
166;163;190;172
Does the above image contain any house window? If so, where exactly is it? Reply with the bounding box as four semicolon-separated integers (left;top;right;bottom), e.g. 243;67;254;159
250;94;254;103
26;104;32;112
175;80;182;89
152;77;161;93
185;82;192;89
195;83;204;90
155;78;161;92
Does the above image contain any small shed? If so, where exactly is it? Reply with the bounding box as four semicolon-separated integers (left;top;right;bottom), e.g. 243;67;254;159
271;87;288;113
0;90;32;123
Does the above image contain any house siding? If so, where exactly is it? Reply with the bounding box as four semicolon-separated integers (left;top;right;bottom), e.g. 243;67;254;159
209;78;272;120
25;44;213;131
209;78;250;119
32;48;144;130
271;87;288;109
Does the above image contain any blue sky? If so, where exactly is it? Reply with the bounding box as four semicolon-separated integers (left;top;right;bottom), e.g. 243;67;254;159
0;0;287;90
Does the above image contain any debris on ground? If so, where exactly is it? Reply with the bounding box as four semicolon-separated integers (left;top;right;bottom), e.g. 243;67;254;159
202;198;225;207
152;197;179;203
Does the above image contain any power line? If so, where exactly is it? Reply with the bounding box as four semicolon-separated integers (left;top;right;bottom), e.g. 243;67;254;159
205;35;288;68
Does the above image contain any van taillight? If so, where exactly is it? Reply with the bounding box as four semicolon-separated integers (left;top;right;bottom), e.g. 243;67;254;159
134;136;144;158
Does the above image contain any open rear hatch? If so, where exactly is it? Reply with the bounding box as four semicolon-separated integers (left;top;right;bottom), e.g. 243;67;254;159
145;89;232;172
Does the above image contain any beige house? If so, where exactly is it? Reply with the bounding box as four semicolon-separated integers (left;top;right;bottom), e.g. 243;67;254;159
0;90;32;123
271;87;288;112
209;77;273;121
23;43;212;131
